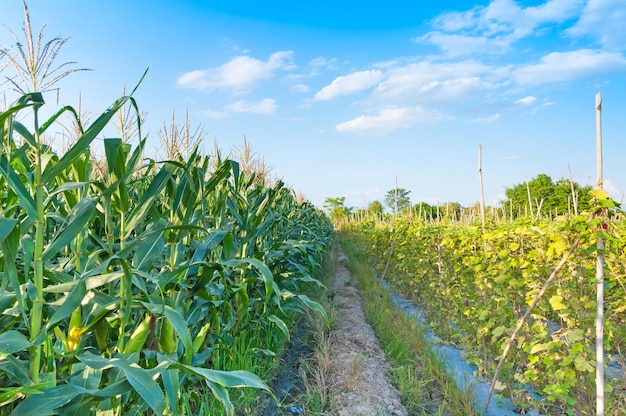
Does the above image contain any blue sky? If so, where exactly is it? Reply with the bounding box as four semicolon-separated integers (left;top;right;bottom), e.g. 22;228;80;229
2;0;625;211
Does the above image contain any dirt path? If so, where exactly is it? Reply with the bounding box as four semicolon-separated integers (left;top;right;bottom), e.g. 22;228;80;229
327;248;408;416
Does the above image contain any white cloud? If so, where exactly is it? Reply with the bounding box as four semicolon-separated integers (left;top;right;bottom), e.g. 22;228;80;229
202;110;230;119
421;0;584;56
314;70;384;101
515;96;537;106
420;33;511;57
513;49;626;85
226;98;277;114
372;60;506;106
531;101;555;113
335;107;448;135
290;83;310;93
177;51;294;93
472;113;501;124
568;0;626;49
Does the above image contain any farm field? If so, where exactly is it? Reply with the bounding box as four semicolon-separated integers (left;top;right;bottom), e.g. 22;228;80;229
341;210;626;415
0;89;335;414
3;2;626;415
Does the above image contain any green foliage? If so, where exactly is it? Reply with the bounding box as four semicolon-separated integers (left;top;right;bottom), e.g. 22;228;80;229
0;87;333;415
504;174;593;217
323;196;351;223
368;200;383;215
342;207;625;414
384;188;410;213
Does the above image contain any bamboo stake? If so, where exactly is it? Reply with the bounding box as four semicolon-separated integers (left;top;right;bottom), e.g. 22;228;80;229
568;164;579;216
478;144;486;228
595;92;605;416
526;178;534;218
485;236;582;411
394;176;398;216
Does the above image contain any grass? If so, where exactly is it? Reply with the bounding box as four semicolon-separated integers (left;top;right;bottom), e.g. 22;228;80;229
336;232;479;416
297;243;338;415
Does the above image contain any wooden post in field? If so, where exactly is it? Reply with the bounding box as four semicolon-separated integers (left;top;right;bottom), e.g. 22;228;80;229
595;92;605;416
394;176;398;216
478;144;486;228
568;164;579;216
526;178;534;218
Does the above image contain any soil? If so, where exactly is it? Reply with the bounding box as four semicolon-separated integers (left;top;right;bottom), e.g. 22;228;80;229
326;249;408;416
259;246;409;415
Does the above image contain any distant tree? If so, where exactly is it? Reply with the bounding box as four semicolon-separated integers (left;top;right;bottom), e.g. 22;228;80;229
412;202;436;220
324;197;351;222
504;174;592;217
384;188;411;213
368;200;383;215
442;201;462;219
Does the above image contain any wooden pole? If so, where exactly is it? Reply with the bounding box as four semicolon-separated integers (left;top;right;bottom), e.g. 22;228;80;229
568;164;579;216
394;176;398;216
595;92;605;416
526;178;534;218
478;144;486;228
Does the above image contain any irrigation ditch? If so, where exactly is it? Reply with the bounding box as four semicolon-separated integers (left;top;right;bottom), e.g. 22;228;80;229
379;279;542;416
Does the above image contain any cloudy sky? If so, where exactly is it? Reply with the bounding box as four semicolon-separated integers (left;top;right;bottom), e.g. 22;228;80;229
2;0;625;210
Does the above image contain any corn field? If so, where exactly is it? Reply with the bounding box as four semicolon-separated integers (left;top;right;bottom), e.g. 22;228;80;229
0;85;333;414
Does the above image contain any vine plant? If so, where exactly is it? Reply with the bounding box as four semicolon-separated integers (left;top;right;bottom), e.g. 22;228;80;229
343;191;624;414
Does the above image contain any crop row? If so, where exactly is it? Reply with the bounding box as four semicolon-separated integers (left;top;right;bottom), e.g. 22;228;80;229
342;209;626;414
0;90;333;415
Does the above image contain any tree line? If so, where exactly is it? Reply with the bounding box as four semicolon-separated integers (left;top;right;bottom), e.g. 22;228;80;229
324;173;598;222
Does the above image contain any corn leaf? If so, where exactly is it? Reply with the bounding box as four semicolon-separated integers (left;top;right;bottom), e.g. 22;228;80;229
10;384;88;416
141;302;193;365
267;315;289;340
0;155;37;223
33;279;87;346
0;218;17;245
42;198;95;262
0;330;30;354
42;95;133;184
77;352;166;415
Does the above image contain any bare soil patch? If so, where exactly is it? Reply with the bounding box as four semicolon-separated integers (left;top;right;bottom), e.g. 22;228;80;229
327;249;408;416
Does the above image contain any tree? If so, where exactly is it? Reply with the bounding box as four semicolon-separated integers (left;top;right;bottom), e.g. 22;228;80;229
504;174;592;217
324;197;351;222
367;200;383;215
384;188;411;213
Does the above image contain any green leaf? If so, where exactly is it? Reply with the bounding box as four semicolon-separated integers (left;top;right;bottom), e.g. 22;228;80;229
0;330;30;355
10;384;88;416
574;355;595;373
176;364;272;391
565;328;584;344
529;342;549;355
158;353;179;413
142;303;193;365
549;295;567;311
267;315;290;340
33;279;87;346
297;294;327;320
224;258;275;309
0;155;37;223
77;352;166;415
42;198;95;262
124;165;173;238
0;218;17;245
205;381;234;416
43;95;134;184
132;229;166;271
491;325;507;339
